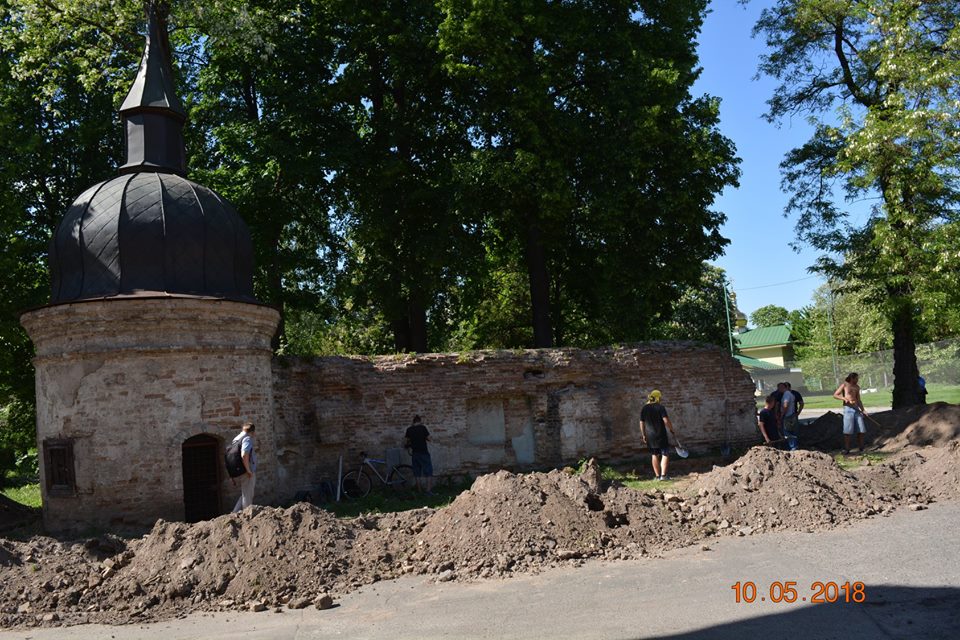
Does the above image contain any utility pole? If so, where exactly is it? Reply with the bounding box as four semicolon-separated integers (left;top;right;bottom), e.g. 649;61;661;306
827;285;840;386
723;277;734;355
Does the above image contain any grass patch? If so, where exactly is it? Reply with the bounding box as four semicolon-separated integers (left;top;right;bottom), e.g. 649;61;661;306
2;471;41;509
834;451;891;471
761;383;960;411
927;383;960;405
595;463;679;491
323;478;473;519
2;482;41;508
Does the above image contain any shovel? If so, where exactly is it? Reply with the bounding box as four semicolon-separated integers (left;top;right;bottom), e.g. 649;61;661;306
673;437;690;459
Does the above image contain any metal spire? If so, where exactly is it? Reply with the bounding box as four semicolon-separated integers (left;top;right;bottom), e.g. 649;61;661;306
118;3;187;176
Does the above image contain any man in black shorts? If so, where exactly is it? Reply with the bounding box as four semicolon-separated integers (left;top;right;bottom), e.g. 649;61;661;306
640;389;677;480
404;415;434;495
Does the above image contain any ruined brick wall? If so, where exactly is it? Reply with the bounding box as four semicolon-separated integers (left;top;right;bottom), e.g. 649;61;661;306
22;297;754;533
271;343;757;495
21;298;280;533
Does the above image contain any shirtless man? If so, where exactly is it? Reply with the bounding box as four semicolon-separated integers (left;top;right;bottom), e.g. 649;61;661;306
833;372;867;454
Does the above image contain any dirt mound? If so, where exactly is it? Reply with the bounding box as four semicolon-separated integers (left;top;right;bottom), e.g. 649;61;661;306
407;467;657;578
859;441;960;503
686;448;893;533
3;440;960;630
874;403;960;450
0;494;38;534
799;412;845;450
798;403;960;452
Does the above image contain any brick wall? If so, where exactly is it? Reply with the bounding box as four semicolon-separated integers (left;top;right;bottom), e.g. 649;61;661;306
23;296;755;532
22;298;280;533
271;343;757;496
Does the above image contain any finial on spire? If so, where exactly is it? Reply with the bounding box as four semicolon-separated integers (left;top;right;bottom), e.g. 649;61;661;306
118;2;187;176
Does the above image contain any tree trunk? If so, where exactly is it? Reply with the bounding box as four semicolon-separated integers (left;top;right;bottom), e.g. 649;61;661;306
391;314;411;353
407;294;428;353
890;302;921;409
525;219;553;348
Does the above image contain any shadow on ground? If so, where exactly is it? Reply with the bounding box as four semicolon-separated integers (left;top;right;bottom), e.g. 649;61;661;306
645;585;960;640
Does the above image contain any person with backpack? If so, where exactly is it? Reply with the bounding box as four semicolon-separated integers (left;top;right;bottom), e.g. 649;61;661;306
229;422;257;512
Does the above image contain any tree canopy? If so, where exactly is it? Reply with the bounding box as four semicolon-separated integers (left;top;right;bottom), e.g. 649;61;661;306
0;0;739;469
754;0;960;408
750;304;790;328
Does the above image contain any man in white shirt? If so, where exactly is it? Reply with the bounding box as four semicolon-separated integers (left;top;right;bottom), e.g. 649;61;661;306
231;422;257;512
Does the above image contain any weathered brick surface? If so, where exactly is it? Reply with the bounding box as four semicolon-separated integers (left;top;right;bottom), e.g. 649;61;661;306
23;297;755;532
272;344;757;495
21;298;280;533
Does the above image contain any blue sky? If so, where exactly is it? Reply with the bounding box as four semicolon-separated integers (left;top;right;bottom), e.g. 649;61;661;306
694;0;826;323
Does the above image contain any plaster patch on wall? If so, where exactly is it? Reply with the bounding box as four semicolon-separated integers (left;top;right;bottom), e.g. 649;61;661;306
511;421;535;464
466;398;506;445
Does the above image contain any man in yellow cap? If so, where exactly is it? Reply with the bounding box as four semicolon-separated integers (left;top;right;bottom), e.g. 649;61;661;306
640;389;677;480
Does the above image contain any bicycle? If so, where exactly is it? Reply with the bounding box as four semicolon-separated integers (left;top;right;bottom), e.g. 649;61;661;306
340;451;416;499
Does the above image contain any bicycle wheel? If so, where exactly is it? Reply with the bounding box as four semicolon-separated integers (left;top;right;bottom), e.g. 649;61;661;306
387;464;417;491
341;469;372;499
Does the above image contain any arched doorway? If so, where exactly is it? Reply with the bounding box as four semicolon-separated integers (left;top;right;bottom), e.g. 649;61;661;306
182;434;221;522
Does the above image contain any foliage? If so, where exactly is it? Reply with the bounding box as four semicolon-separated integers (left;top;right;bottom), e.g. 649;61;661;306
755;0;960;407
750;305;789;328
0;0;741;465
438;0;740;347
653;264;741;348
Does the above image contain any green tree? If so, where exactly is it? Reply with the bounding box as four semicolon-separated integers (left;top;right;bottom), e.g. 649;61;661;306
0;0;128;473
188;0;342;347
755;0;960;408
439;0;739;347
324;0;479;353
750;304;790;328
654;264;741;349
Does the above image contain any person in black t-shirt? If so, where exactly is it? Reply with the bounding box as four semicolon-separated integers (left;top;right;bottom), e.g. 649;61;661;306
757;395;780;446
404;415;434;494
771;383;785;426
640;389;677;481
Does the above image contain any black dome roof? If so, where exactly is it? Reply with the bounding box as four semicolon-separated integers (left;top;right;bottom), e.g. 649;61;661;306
47;5;257;305
50;173;254;303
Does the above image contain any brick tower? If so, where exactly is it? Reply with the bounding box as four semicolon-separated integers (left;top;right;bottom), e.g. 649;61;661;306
20;5;280;532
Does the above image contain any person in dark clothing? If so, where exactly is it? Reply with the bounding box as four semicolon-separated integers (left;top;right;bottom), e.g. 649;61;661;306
771;383;785;433
757;395;780;446
785;381;804;417
404;415;433;494
639;389;677;481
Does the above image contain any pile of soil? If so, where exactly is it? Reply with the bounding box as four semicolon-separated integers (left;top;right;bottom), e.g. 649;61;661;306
799;403;960;452
0;494;38;535
2;408;960;630
685;448;894;533
874;403;960;450
800;412;846;450
859;441;960;503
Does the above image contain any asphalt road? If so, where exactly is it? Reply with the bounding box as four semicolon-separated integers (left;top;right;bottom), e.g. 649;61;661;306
3;502;959;640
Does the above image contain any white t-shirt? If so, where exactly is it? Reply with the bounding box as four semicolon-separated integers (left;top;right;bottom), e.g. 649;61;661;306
233;432;257;473
781;390;796;418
